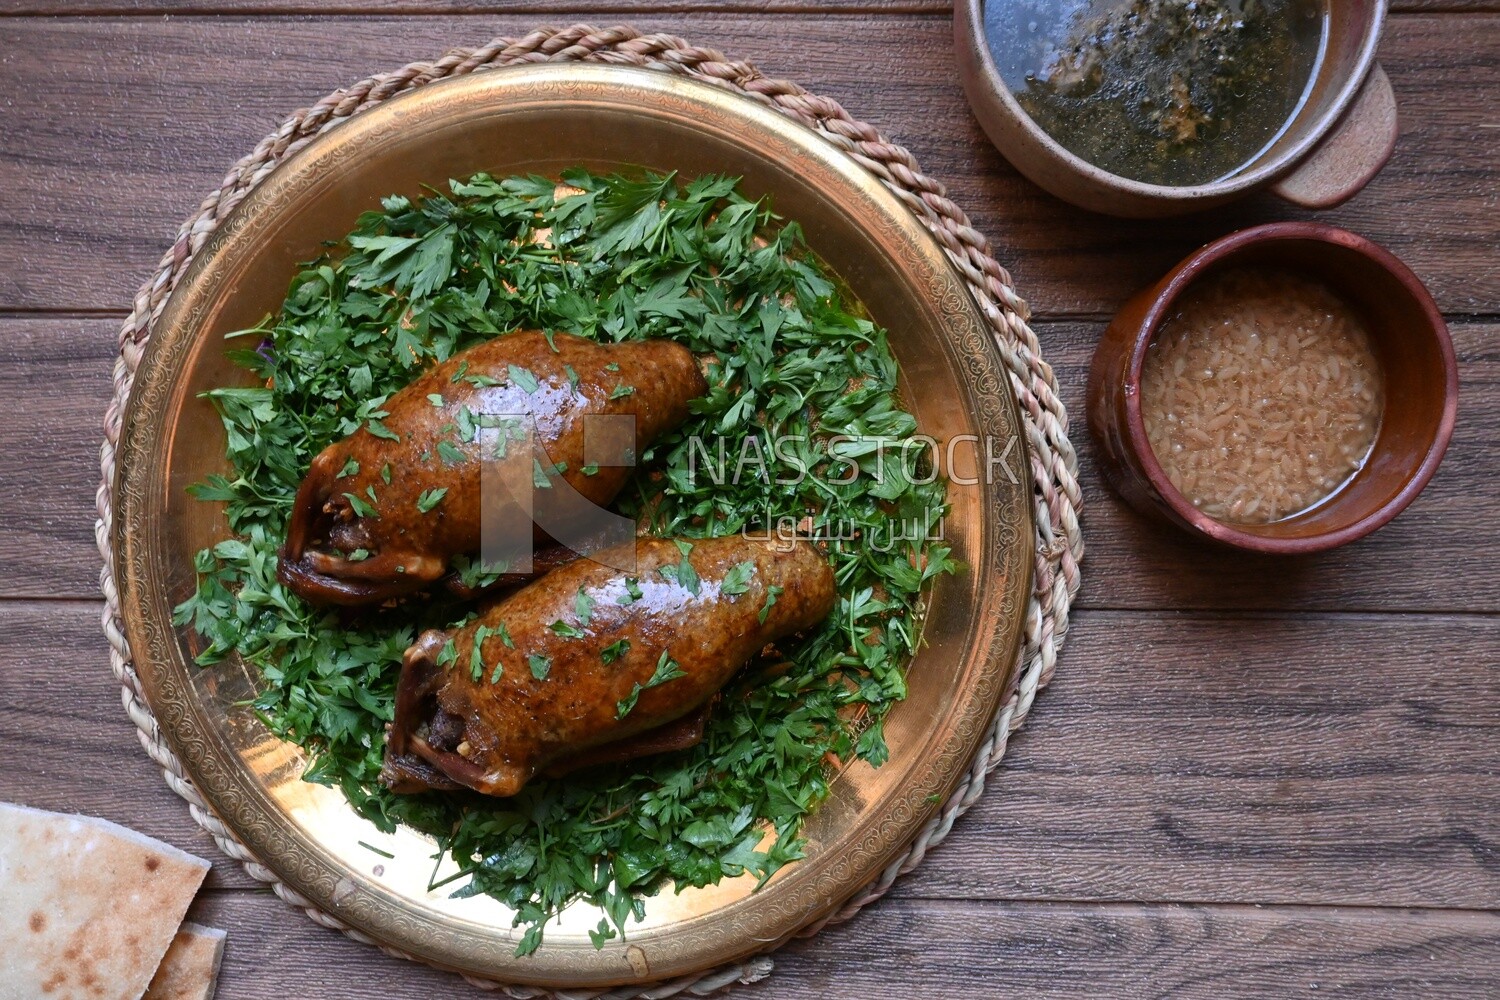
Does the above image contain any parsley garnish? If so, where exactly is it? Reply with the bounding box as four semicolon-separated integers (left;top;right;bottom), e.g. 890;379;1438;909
469;625;495;681
616;652;687;720
173;169;955;958
507;364;539;393
721;560;755;597
601;639;630;664
759;585;784;625
527;653;551;680
658;540;700;595
549;620;586;639
416;488;447;513
341;492;378;519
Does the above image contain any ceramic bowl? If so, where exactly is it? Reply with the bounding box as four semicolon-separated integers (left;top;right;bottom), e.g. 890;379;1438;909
955;0;1399;217
1087;222;1457;553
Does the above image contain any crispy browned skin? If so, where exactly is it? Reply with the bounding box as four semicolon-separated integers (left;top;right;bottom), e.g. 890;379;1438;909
278;331;707;606
382;536;836;797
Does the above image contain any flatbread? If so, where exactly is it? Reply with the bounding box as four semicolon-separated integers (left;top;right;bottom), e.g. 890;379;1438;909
143;922;227;1000
0;802;210;1000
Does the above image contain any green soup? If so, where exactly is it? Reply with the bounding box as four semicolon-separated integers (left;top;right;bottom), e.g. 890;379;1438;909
984;0;1328;187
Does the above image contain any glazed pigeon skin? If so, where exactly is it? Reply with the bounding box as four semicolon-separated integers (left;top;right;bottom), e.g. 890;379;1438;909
382;535;837;797
278;330;706;606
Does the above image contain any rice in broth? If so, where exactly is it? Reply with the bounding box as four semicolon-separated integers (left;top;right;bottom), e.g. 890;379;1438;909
1141;266;1384;524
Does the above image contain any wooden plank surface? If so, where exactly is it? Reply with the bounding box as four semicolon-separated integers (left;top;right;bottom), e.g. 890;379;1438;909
1;6;1496;998
0;14;1497;316
6;317;1493;612
4;1;1494;17
173;889;1500;998
5;600;1495;907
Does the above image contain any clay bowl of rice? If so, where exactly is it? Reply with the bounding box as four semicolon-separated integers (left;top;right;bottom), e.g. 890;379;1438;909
1087;222;1458;554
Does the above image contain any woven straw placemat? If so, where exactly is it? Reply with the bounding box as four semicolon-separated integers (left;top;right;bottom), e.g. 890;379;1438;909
95;23;1083;998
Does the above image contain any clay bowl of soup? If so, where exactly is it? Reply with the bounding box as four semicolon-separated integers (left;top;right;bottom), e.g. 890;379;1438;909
955;0;1399;217
1087;223;1457;554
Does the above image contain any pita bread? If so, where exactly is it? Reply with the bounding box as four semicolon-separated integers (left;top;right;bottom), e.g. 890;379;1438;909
0;802;210;1000
143;922;227;1000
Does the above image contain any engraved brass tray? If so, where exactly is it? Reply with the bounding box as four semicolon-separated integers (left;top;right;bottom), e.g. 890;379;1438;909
113;65;1032;987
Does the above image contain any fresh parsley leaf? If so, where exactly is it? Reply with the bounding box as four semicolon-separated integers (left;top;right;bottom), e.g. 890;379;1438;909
527;653;551;680
417;487;447;512
507;365;539;393
658;540;700;595
600;639;630;664
645;650;686;688
759;584;784;625
341;492;378;519
549;620;586;639
721;560;755;597
470;625;494;681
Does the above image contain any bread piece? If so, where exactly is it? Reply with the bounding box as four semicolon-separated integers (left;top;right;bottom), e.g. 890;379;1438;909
0;802;211;1000
143;922;227;1000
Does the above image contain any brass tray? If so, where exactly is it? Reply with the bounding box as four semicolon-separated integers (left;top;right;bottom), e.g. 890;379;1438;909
113;65;1032;987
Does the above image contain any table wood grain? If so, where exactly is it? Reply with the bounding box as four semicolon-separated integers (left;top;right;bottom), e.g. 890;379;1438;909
0;6;1495;997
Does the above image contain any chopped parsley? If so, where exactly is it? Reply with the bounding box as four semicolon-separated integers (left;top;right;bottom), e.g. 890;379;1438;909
657;540;700;595
173;169;953;957
616;651;687;720
507;364;539;393
341;492;378;519
720;559;756;597
549;620;586;639
759;585;784;625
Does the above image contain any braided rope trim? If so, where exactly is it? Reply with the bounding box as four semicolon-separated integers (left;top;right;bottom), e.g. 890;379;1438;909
95;23;1083;998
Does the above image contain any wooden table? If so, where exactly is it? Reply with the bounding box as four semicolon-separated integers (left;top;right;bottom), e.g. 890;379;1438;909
1;4;1496;997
